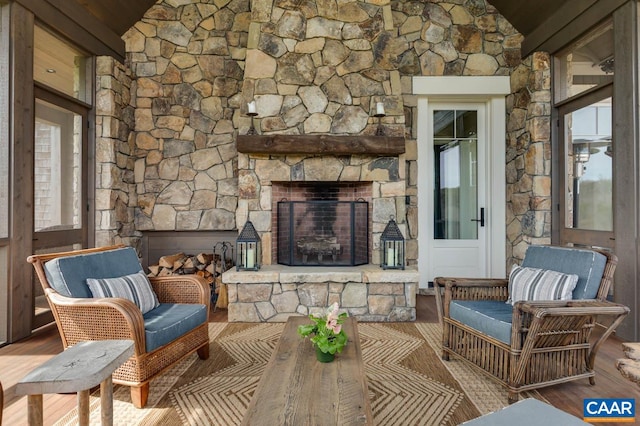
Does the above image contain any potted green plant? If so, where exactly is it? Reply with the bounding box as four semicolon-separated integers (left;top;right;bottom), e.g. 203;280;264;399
297;302;348;362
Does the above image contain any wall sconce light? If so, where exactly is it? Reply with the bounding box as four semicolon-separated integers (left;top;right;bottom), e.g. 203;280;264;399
236;220;261;271
246;100;258;135
380;215;405;270
374;101;386;136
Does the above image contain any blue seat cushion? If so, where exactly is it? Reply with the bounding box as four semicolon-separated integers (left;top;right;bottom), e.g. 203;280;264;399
44;247;143;298
450;300;513;344
521;246;606;300
143;303;208;352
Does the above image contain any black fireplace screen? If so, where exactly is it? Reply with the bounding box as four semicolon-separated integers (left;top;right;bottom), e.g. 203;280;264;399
277;200;369;266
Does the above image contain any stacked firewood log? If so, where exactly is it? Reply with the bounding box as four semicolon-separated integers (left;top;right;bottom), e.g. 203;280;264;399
147;252;216;281
147;252;233;308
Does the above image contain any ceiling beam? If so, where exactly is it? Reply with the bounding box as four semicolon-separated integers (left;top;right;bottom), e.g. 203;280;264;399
75;0;156;36
522;0;625;56
16;0;125;61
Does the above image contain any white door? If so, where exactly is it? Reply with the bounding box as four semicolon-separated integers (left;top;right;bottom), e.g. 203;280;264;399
427;104;487;279
414;76;508;289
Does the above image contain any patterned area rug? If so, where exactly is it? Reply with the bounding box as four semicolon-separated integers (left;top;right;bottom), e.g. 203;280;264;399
55;322;544;425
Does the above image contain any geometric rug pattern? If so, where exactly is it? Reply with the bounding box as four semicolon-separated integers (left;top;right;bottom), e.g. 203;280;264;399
55;321;543;425
170;324;281;426
360;323;464;425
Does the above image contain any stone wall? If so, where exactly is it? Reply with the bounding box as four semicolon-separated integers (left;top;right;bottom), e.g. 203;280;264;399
102;0;553;274
123;1;246;233
505;52;552;267
95;56;137;248
242;0;404;136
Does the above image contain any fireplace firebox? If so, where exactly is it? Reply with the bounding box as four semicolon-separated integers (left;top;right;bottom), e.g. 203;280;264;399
277;200;369;266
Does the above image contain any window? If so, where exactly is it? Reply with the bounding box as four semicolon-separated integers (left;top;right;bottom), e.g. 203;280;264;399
554;22;614;249
563;99;612;232
555;21;613;102
34;99;83;232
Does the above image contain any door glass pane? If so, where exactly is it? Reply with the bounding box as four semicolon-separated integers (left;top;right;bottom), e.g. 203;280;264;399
564;98;612;231
434;110;478;239
34;99;82;232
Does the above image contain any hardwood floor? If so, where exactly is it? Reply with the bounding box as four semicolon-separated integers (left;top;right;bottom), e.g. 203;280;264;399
0;296;637;425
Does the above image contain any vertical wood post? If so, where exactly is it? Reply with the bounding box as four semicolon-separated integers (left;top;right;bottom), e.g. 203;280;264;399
101;376;114;426
26;394;43;426
8;0;36;343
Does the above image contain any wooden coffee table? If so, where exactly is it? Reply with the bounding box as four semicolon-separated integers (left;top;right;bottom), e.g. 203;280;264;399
242;316;372;425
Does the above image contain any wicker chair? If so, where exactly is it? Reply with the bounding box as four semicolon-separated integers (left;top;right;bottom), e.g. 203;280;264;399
28;245;210;408
434;245;630;403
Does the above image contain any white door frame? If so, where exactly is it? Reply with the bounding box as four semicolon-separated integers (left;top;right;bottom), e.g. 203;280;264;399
413;76;510;289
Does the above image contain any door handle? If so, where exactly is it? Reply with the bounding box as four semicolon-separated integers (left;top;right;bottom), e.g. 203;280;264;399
471;207;485;227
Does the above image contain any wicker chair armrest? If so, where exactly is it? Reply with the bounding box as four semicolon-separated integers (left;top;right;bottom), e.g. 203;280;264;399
510;300;630;354
438;278;510;300
149;275;210;308
515;300;630;317
434;277;509;322
45;289;146;355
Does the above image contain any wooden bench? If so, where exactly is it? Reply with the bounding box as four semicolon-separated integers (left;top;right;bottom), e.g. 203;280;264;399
16;340;134;426
242;316;372;425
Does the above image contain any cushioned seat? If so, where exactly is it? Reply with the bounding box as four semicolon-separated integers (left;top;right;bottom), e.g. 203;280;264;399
435;245;629;404
448;246;609;346
43;247;209;352
28;245;211;409
450;300;513;344
144;303;208;352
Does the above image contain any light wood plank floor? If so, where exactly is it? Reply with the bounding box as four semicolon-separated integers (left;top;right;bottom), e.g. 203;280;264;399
0;295;638;425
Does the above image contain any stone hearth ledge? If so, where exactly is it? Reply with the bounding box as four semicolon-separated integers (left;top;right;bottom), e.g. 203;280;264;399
222;265;418;322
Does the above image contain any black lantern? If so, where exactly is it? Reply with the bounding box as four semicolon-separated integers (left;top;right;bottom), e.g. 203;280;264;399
380;216;405;270
236;221;261;271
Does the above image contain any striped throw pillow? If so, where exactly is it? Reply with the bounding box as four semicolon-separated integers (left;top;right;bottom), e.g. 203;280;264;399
507;265;579;305
86;271;160;314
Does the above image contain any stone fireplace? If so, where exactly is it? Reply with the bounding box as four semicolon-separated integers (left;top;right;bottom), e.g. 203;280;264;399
237;144;405;267
223;141;418;322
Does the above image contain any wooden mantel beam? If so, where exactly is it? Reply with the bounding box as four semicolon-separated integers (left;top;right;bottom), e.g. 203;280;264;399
237;135;405;155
